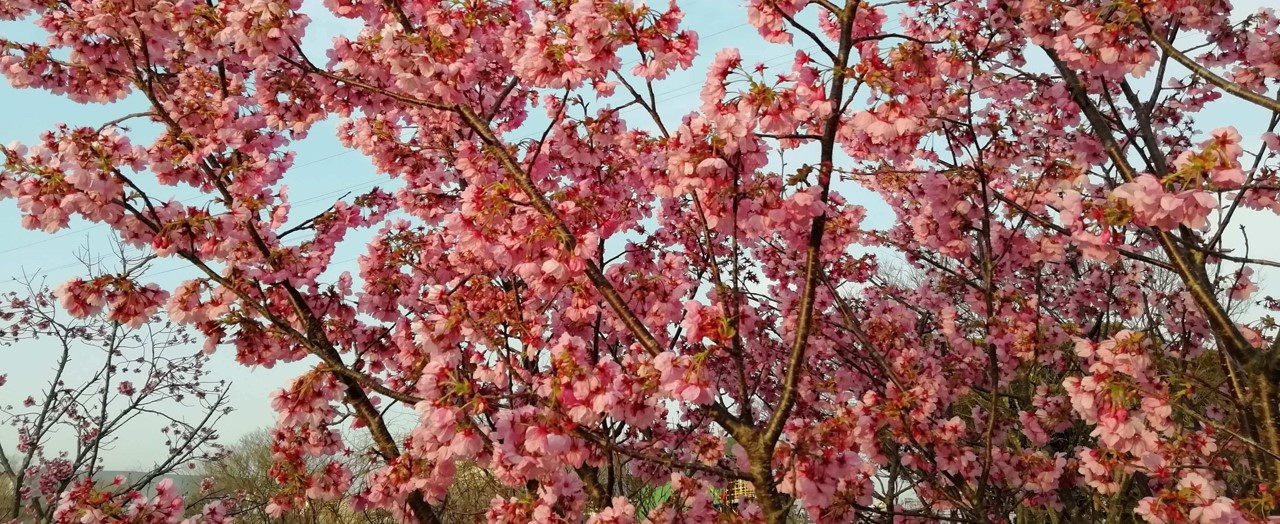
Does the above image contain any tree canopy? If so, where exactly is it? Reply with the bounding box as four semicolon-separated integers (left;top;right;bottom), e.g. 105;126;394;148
3;0;1280;522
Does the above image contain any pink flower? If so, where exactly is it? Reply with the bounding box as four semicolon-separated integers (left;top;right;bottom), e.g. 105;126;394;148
54;279;106;318
1112;175;1164;224
586;497;637;524
1189;498;1248;523
541;259;567;279
1230;268;1256;301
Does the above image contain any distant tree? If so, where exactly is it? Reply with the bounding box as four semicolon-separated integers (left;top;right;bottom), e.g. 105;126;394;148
0;247;231;523
201;427;685;523
199;428;358;524
202;427;516;524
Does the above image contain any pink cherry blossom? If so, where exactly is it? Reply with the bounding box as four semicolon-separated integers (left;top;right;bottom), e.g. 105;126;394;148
4;0;1280;522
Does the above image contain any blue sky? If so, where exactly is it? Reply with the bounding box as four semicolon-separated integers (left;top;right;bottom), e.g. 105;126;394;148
0;0;1275;472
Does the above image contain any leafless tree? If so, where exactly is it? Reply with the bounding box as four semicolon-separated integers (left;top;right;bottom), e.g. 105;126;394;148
0;245;231;522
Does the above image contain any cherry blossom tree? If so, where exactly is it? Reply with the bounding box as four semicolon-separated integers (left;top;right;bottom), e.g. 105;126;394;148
3;0;1280;522
0;248;232;523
